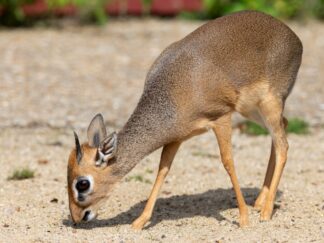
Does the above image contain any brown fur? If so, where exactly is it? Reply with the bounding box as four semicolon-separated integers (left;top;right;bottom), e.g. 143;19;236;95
67;145;119;223
67;10;302;228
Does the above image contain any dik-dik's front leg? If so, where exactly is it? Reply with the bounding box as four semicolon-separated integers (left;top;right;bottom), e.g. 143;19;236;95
132;142;181;230
212;114;249;227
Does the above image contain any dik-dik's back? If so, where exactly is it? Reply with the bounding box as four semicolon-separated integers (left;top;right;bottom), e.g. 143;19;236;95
142;10;302;134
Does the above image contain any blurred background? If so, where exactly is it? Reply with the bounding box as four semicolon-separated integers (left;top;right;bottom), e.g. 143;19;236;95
0;1;323;242
0;0;324;26
0;0;323;128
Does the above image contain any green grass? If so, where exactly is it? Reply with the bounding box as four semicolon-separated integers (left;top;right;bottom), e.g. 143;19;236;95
239;118;309;136
8;168;35;180
285;118;309;134
145;168;153;174
240;121;269;135
126;174;152;184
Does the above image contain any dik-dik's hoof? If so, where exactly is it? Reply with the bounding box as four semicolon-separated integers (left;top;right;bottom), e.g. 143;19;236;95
254;201;264;211
239;215;249;227
260;203;273;221
254;204;262;212
254;193;267;212
131;216;149;230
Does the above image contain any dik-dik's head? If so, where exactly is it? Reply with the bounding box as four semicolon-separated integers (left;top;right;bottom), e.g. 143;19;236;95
67;114;119;223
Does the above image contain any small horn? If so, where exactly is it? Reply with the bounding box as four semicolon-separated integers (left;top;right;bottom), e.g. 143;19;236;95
74;131;83;163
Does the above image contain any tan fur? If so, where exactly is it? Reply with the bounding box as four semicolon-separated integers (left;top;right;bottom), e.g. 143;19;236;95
67;10;302;228
67;145;119;223
254;120;290;212
235;81;270;124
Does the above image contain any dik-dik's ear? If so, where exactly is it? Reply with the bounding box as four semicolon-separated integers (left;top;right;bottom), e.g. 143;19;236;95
74;131;83;163
96;132;117;166
87;113;107;148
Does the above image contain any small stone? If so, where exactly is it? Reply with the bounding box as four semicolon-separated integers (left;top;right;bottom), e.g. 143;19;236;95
50;198;58;203
49;141;63;147
162;191;171;195
220;220;227;226
3;224;9;228
38;159;49;165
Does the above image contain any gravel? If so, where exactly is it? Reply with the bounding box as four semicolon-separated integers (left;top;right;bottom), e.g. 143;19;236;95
0;18;323;242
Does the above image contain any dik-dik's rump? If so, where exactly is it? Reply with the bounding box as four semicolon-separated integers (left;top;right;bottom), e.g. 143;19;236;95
67;10;302;229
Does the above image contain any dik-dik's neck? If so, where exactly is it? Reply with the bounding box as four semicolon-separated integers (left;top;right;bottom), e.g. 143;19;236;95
112;92;177;177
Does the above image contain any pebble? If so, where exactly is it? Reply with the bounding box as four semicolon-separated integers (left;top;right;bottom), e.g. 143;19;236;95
50;198;59;203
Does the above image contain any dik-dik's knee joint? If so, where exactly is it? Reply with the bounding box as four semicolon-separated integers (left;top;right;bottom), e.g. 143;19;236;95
274;136;288;153
280;139;289;153
223;162;234;174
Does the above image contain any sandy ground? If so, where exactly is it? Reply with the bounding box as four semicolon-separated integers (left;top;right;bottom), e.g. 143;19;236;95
0;19;323;242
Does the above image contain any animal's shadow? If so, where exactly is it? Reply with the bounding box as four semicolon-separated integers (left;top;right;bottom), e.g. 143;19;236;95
63;187;282;229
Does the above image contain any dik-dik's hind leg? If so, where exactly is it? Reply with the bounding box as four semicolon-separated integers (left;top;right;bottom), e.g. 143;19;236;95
258;96;288;221
132;142;181;230
254;142;275;211
212;113;249;227
254;118;288;211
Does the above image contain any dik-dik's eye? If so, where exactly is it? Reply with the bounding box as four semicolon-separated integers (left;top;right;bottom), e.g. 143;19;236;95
72;175;94;201
76;179;90;193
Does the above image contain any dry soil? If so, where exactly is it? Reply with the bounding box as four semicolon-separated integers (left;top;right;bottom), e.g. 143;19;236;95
0;19;323;243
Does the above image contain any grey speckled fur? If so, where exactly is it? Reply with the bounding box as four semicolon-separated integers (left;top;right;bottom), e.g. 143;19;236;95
112;10;303;176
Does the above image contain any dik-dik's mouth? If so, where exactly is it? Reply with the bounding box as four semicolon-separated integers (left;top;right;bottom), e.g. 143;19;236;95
82;210;97;222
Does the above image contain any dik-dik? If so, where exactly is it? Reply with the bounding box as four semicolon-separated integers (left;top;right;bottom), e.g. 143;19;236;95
67;10;302;229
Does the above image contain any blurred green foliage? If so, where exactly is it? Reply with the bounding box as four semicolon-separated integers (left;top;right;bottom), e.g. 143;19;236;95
0;0;324;26
48;0;110;25
0;0;35;26
141;0;153;14
240;120;269;135
285;117;309;134
314;0;324;19
239;118;310;136
202;0;303;19
0;0;110;26
201;0;324;19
